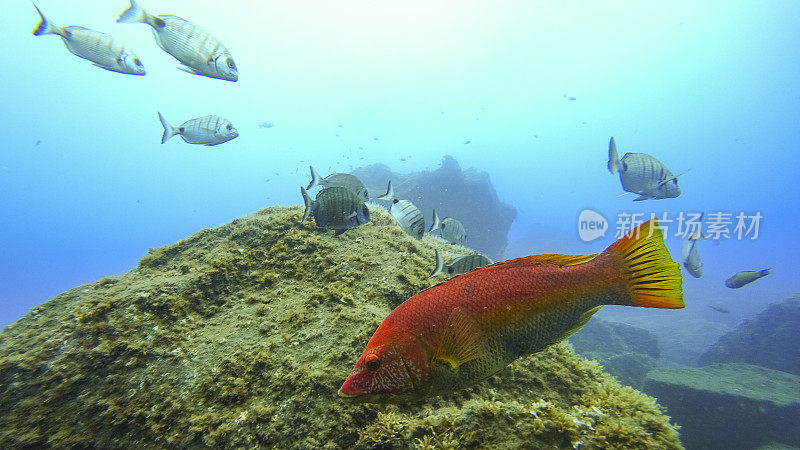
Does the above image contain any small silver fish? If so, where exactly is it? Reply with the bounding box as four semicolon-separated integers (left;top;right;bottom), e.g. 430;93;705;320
429;210;466;245
32;4;145;76
681;213;704;278
259;121;275;129
377;181;425;239
428;249;491;278
725;269;771;289
682;238;703;278
300;186;370;232
708;305;730;314
117;0;237;81
306;166;369;201
158;112;238;146
390;200;425;239
607;137;683;201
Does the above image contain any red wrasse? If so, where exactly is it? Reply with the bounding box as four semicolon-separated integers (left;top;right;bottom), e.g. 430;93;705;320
339;219;683;403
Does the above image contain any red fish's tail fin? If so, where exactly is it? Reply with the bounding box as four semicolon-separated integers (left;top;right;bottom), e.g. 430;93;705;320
603;219;684;309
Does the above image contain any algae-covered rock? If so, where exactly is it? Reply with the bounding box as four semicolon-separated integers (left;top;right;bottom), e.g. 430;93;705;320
699;297;800;375
569;319;660;389
644;363;800;450
0;206;680;448
352;155;517;261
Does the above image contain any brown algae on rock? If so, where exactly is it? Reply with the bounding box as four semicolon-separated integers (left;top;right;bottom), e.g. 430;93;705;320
0;205;682;448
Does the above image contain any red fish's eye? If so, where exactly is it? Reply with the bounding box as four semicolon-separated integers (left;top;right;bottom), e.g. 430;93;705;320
364;354;380;371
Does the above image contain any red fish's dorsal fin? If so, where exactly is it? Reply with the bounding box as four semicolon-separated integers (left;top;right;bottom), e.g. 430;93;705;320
435;307;485;370
483;253;597;270
418;253;597;294
523;254;598;266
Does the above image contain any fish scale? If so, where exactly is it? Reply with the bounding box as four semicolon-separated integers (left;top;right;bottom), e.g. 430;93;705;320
155;16;218;65
181;116;222;142
159;113;237;146
32;4;145;76
306;167;369;200
340;220;684;403
608;138;681;201
440;218;466;244
117;1;237;81
62;28;122;67
301;186;370;231
386;259;616;394
390;200;425;239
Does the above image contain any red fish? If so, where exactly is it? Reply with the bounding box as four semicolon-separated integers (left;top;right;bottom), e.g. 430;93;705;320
339;219;683;403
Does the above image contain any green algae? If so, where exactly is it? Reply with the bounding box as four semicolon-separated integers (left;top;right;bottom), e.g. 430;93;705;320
0;206;682;448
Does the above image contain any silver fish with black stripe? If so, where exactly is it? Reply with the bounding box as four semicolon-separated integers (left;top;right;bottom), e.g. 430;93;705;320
117;0;237;81
158;112;238;146
300;186;370;232
32;3;145;76
306;166;369;201
428;249;491;278
377;181;426;239
428;210;466;245
607;137;683;201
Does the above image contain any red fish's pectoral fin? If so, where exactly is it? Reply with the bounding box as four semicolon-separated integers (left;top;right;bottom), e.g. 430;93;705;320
606;219;684;309
435;307;485;371
556;306;602;342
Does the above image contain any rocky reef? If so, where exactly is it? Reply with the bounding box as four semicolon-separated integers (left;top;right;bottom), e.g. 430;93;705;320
699;296;800;375
569;318;661;390
0;206;680;448
352;155;517;261
644;363;800;449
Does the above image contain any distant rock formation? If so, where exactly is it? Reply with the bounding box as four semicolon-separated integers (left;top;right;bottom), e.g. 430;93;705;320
644;363;800;449
699;296;800;375
0;206;680;448
569;318;660;389
353;155;517;260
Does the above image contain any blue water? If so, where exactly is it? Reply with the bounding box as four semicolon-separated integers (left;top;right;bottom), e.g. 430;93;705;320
2;1;799;338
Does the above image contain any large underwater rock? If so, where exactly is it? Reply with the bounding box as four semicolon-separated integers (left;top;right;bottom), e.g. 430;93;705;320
0;206;680;448
569;318;661;389
644;363;800;450
698;296;800;375
352;155;517;261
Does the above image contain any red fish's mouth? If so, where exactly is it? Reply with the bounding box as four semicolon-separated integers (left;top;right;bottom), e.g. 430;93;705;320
338;373;426;404
337;387;356;398
337;386;421;404
338;378;359;398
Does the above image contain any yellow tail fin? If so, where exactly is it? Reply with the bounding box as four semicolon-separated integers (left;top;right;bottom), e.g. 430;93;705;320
605;219;684;309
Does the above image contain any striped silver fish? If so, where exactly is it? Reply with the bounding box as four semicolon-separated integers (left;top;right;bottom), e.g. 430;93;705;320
389;199;425;239
428;210;466;245
429;249;491;278
607;137;683;201
117;1;237;81
306;166;369;201
158;112;238;146
725;269;771;289
377;181;425;239
300;187;370;232
32;4;145;76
